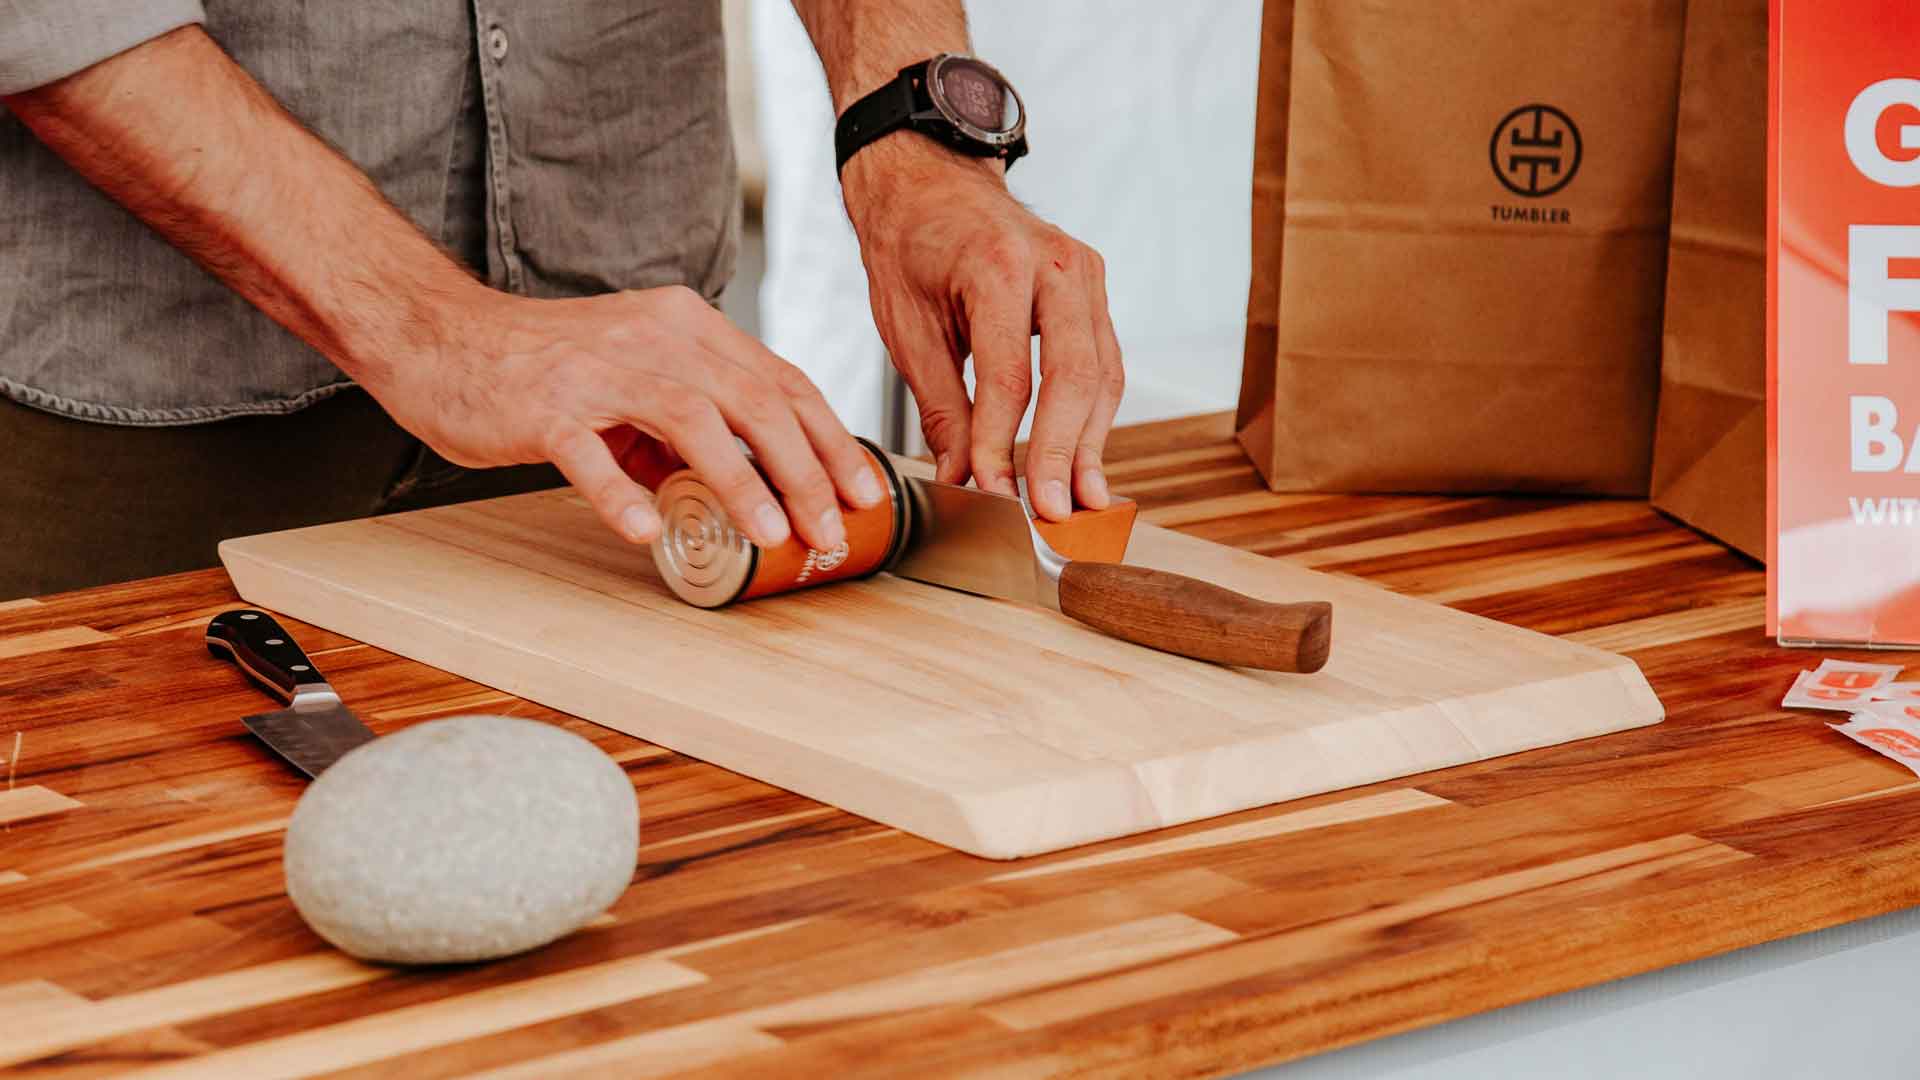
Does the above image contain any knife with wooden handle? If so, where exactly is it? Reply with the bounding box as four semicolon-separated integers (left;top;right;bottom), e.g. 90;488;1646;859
206;609;377;778
891;476;1332;673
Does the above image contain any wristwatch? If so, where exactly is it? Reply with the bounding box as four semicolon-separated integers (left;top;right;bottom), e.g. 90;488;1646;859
834;53;1029;175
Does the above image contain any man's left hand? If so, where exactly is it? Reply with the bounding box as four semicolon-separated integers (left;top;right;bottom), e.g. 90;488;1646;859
840;135;1123;522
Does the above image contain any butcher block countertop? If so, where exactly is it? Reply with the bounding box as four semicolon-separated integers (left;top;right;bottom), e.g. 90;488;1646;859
2;411;1913;1079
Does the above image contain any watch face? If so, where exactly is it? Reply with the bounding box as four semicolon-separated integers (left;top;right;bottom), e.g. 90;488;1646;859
933;57;1021;137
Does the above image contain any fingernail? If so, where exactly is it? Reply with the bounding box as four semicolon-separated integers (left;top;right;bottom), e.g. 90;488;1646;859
852;468;886;508
935;453;955;479
621;505;658;543
817;508;847;550
1080;468;1111;509
752;503;790;545
1043;480;1069;517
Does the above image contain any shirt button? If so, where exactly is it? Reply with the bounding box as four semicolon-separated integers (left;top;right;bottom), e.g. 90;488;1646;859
486;26;509;61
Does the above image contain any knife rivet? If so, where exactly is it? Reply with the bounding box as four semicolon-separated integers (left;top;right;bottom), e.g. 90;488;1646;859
266;638;284;645
240;613;259;620
291;665;310;672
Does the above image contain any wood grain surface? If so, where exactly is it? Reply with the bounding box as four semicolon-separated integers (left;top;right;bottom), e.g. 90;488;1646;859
216;456;1657;859
0;412;1909;1079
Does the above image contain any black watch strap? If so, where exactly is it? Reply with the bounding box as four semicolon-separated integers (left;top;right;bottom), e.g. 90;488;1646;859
835;64;923;174
835;59;1029;176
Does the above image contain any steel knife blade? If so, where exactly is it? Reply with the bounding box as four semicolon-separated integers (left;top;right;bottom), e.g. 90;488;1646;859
891;474;1061;607
889;475;1333;673
206;609;376;778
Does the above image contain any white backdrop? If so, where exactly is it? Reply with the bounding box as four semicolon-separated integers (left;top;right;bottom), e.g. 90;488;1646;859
749;0;1264;444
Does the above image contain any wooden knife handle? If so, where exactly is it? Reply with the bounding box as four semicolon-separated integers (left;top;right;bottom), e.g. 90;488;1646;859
1055;562;1332;673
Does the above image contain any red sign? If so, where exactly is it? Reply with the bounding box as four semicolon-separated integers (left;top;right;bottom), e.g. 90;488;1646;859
1771;0;1920;645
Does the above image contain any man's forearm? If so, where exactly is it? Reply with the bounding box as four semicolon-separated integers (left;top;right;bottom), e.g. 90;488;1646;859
3;25;483;392
792;0;1003;202
791;0;971;113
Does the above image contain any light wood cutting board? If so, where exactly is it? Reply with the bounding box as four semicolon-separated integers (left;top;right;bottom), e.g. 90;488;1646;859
219;474;1663;859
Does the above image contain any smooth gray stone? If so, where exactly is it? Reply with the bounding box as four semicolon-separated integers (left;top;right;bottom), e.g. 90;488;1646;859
283;714;638;964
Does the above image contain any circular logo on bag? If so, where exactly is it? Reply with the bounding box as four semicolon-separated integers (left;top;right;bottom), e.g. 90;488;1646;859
1490;104;1582;198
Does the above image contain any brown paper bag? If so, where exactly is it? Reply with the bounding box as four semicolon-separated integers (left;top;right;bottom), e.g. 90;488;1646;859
1238;0;1686;495
1648;0;1767;559
1235;0;1295;434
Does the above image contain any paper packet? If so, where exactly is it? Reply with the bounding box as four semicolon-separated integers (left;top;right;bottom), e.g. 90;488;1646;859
1831;704;1920;779
1782;660;1906;710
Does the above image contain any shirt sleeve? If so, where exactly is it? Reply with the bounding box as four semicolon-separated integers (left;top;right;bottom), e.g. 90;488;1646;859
0;0;205;96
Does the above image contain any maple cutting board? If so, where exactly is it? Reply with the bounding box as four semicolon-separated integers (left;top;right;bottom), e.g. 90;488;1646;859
219;476;1663;859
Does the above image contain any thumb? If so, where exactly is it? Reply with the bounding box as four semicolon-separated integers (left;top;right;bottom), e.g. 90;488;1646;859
553;425;663;544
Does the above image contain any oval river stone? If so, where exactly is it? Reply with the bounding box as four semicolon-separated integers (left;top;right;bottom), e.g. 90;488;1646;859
284;715;638;964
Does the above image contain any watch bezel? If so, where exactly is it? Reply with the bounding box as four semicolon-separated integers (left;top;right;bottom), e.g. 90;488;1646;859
925;53;1026;149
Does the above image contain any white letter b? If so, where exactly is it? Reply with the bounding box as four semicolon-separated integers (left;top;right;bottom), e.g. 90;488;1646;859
1853;395;1904;471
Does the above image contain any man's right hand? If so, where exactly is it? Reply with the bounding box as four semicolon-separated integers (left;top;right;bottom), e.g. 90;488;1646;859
387;284;883;551
8;26;875;554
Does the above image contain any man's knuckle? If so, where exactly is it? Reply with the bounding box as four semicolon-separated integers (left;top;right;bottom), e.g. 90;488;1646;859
721;370;782;425
792;471;838;507
773;361;824;401
590;471;631;505
539;422;581;462
656;387;715;432
1042;233;1081;269
973;444;1015;475
982;366;1033;402
1035;440;1077;467
920;407;966;449
740;393;783;430
969;233;1027;275
1051;363;1102;396
715;468;766;504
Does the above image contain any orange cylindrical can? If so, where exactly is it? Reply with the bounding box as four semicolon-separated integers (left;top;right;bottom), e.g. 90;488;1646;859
649;437;909;608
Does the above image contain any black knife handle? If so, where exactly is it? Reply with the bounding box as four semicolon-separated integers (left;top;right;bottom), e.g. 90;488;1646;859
206;609;334;705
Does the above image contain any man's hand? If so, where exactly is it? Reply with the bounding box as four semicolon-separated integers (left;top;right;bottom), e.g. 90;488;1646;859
388;285;881;551
841;136;1123;521
793;1;1125;523
6;26;878;551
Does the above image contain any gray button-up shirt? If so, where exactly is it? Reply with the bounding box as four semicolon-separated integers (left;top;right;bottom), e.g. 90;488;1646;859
0;0;739;425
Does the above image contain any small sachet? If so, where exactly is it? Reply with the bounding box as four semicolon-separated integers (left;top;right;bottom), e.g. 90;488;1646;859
1831;703;1920;778
1783;659;1906;711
